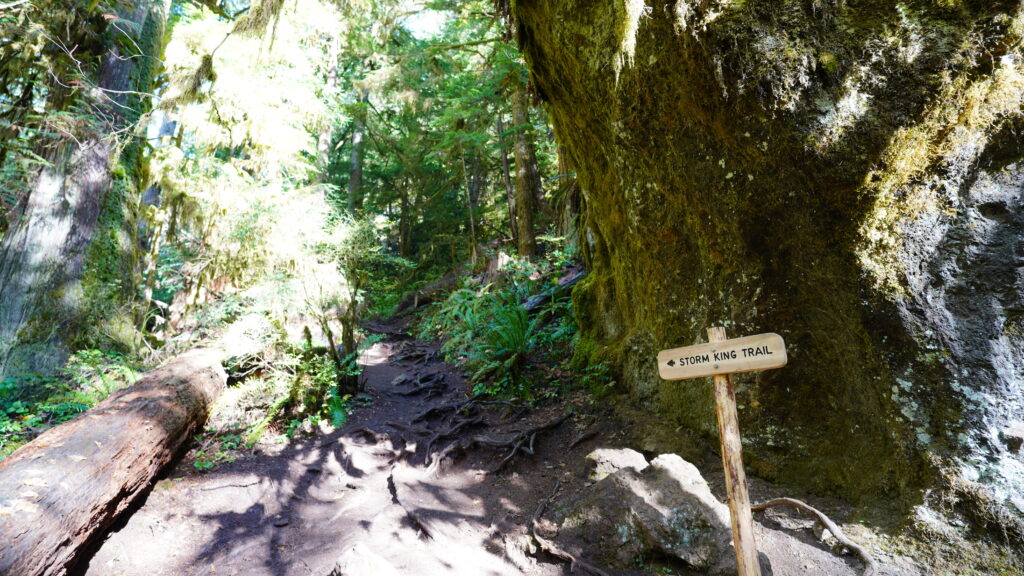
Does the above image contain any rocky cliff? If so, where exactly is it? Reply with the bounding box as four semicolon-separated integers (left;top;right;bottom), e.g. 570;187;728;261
512;0;1024;518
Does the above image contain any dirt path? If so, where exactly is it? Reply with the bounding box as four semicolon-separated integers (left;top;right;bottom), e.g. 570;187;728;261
73;332;570;576
71;329;905;576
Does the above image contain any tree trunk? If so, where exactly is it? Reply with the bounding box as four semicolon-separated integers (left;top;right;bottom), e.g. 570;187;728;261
511;80;540;259
461;152;482;265
555;144;581;246
0;349;226;576
0;0;168;380
398;184;412;257
317;38;341;184
496;115;518;249
347;90;368;216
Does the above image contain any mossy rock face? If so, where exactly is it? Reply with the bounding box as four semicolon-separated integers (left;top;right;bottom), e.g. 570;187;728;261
514;0;1024;507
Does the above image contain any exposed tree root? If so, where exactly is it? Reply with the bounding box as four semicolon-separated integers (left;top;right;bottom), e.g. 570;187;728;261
422;414;484;462
385;421;428;436
392;372;447;398
568;428;598;449
412;393;484;423
425;412;571;475
530;480;611;576
752;497;877;576
466;412;571;473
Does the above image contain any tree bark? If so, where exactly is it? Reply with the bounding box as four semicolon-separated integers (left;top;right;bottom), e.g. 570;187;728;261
496;115;518;249
511;80;540;259
0;349;226;576
0;0;168;379
461;152;484;265
555;144;580;244
347;90;369;216
317;37;341;184
398;183;412;257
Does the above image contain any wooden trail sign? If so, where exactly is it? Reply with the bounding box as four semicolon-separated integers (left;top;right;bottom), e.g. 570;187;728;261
658;329;788;576
657;332;787;380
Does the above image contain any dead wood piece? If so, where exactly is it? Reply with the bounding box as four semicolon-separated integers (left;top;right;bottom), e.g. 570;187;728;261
752;497;877;576
530;480;610;576
0;349;226;576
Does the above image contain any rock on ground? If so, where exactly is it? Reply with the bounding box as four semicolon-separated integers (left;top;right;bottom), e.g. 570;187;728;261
557;452;739;574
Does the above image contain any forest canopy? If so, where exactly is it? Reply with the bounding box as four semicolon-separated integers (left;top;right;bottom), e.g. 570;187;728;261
0;0;574;456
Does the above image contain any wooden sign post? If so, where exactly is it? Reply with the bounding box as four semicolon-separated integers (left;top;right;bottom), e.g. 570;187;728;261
657;328;787;576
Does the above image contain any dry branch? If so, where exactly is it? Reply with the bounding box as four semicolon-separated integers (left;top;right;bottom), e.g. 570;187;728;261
0;350;226;576
752;497;877;576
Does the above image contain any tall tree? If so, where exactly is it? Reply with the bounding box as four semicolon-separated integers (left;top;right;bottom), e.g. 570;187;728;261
495;114;518;249
347;88;368;215
510;76;541;259
0;0;169;379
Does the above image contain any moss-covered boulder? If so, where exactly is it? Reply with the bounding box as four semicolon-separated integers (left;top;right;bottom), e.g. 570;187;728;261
513;0;1024;509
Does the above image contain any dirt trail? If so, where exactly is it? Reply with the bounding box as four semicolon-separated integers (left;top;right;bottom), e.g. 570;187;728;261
74;332;568;576
71;328;900;576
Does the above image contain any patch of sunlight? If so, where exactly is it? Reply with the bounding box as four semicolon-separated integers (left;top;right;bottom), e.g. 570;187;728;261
402;2;446;40
613;0;652;83
498;497;522;514
222;313;276;358
812;71;873;150
895;3;925;65
358;340;396;366
674;0;730;35
856;35;1024;293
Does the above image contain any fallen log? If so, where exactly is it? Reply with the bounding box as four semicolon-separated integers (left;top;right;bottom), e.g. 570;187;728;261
0;349;226;576
523;267;586;313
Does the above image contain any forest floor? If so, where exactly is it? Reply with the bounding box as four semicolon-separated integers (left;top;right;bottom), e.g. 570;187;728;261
70;321;926;576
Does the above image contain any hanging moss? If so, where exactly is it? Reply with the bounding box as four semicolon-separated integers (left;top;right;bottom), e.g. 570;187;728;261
75;174;142;353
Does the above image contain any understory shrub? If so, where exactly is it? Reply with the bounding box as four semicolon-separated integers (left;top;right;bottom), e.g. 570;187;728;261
0;349;141;458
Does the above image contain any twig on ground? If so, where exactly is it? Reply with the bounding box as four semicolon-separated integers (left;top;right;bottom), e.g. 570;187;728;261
200;479;261;491
752;497;877;576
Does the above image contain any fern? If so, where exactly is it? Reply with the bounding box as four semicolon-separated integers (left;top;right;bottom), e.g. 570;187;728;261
465;299;538;398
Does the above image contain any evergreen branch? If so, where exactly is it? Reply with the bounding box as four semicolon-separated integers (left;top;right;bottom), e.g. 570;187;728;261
427;37;503;52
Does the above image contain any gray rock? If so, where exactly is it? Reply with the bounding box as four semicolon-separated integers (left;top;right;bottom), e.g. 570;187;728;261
1002;422;1024;453
556;453;745;574
584;447;649;480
